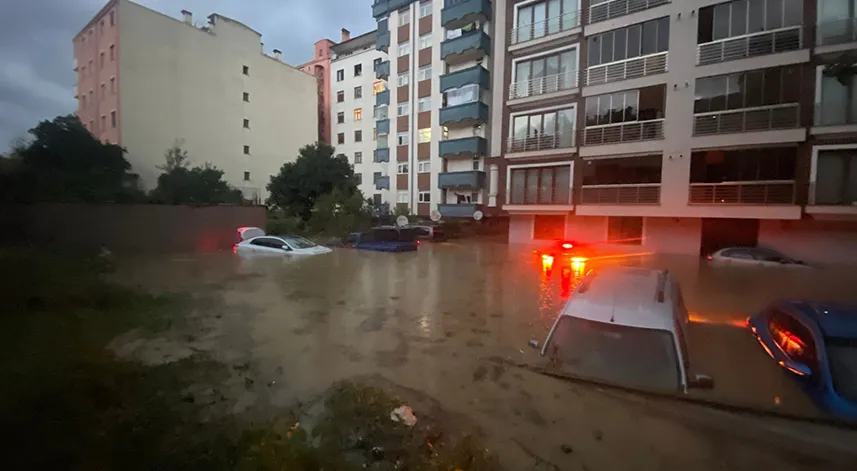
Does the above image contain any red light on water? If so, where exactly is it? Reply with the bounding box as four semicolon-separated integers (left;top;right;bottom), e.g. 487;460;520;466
541;254;554;270
778;360;806;376
232;244;238;253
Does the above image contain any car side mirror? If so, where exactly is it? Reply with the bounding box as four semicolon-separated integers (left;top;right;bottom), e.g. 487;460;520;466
281;245;291;251
688;374;715;390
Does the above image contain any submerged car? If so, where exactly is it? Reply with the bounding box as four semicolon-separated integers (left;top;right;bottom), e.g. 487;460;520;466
539;267;713;393
707;247;808;267
234;228;332;255
406;224;447;242
748;300;857;419
343;226;418;252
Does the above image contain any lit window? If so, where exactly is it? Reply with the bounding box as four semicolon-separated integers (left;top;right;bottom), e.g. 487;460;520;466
418;65;432;81
397;191;409;203
418;128;431;143
397;102;409;116
397;163;409;174
397;72;409;87
419;1;432;18
397;131;408;146
373;80;385;95
418;97;431;112
418;191;431;203
354;108;363;121
418;161;431;173
418;34;431;50
397;8;410;26
397;42;410;57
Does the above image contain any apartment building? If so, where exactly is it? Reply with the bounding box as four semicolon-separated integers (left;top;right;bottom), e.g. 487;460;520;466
372;0;496;217
73;0;317;201
489;0;857;264
329;30;390;203
299;39;337;144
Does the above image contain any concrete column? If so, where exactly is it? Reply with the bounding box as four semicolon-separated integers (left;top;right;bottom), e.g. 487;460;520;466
488;163;499;207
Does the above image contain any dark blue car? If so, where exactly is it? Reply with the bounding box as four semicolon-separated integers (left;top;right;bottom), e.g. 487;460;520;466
748;300;857;420
343;226;418;252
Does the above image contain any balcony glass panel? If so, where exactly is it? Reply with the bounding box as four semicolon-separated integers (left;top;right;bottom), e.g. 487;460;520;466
509;165;571;204
511;0;581;45
582;85;665;145
509;107;575;151
814;149;857;206
510;48;578;99
438;171;486;189
689;148;796;204
442;0;492;29
587;16;669;67
816;73;857;126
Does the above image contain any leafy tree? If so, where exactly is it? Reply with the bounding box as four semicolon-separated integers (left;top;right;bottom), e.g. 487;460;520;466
150;144;244;205
306;188;372;236
391;204;411;217
266;142;359;221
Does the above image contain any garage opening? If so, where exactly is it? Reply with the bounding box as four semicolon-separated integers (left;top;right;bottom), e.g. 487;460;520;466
700;218;759;256
533;215;565;240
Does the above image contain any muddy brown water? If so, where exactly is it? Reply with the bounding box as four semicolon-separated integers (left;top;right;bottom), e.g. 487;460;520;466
114;242;857;470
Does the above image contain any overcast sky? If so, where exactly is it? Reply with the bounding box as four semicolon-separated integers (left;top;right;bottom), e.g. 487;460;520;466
0;0;376;150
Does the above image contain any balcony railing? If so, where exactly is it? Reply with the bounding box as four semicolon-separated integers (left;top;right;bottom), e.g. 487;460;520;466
581;119;664;146
507;131;575;152
509;10;581;46
588;0;670;25
441;30;491;62
508;71;578;100
374;175;390;190
580;184;661;204
442;0;492;30
438;170;487;189
374;60;390;80
376;118;390;135
585;51;667;86
439;136;488;158
816;18;857;48
374;148;390;163
438;203;483;218
697;26;803;66
693;104;800;136
688;181;796;205
814;103;857;127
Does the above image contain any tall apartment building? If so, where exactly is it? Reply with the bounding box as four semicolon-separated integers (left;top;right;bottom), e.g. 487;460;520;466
487;0;857;264
329;30;390;203
299;38;337;144
73;0;317;201
372;0;496;217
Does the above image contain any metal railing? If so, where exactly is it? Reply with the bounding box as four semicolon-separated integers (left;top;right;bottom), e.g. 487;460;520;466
693;103;800;135
581;119;664;146
585;51;667;86
509;11;581;46
814;103;857;127
697;26;803;66
588;0;670;25
507;131;575;152
688;181;796;205
580;184;661;204
508;71;578;100
816;18;857;47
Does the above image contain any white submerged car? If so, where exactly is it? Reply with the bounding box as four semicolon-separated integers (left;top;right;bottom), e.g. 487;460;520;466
234;227;332;256
706;247;809;268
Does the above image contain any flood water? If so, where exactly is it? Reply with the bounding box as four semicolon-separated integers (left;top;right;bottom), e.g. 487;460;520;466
115;242;857;470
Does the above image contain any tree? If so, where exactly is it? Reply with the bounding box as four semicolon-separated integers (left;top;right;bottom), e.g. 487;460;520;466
150;144;244;205
1;115;141;203
266;142;359;221
306;188;372;236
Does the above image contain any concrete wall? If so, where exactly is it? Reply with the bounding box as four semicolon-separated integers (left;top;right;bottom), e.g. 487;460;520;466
759;219;857;266
0;204;265;254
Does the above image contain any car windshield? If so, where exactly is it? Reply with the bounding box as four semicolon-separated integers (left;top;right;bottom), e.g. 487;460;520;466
827;336;857;404
282;235;316;249
751;248;789;262
543;316;681;391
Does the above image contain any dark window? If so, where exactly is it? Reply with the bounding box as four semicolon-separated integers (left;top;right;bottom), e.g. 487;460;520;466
509;165;571;204
510;107;575;151
337;112;344;124
337;133;345;144
356;174;363;185
354;130;363;142
533;215;565;240
110;11;115;26
354;86;363;99
699;0;802;43
373;193;382;205
243;65;249;75
690;148;796;183
354;64;362;76
587;17;669;67
607;216;643;244
243;92;250;102
585;85;665;126
251;237;288;249
243;119;250;128
110;111;116;128
336;69;345;81
243;145;250;154
582;154;662;185
693;65;799;113
243;171;250;181
337;91;345;102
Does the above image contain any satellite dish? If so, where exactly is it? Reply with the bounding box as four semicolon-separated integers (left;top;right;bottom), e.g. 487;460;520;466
429;210;442;222
396;215;409;227
473;210;483;221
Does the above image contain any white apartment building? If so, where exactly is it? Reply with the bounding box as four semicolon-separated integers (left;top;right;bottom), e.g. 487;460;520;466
73;0;317;201
330;30;390;205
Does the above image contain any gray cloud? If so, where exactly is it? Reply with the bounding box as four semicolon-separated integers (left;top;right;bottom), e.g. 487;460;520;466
0;0;376;150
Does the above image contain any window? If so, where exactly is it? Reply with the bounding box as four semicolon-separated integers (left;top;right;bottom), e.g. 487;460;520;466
243;118;250;128
373;80;386;95
81;95;86;108
375;104;389;119
101;115;106;130
355;130;363;142
397;72;410;87
110;77;115;93
89;120;94;131
515;0;580;44
420;1;433;18
89;59;93;72
110;110;116;128
766;309;820;385
109;44;115;61
110;10;114;26
472;157;480;170
354;86;363;99
397;131;409;146
81;65;86;77
337;90;345;102
509;165;571;205
587;17;670;67
100;52;105;68
607;217;643;245
337;112;345;124
355;151;363;164
585;154;663;185
354;108;363;121
397;191;409;203
533;215;565;240
443;84;479;107
513;48;578;93
398;8;411;26
243;65;249;75
693;66;800;114
100;83;105;98
243;145;250;154
418;97;431;112
88;90;93;103
418;65;432;81
244;171;250;181
356;174;363;185
397;102;410;116
816;71;857;126
418;191;431;203
697;0;803;44
418;161;431;173
337;133;345;144
419;34;432;49
336;69;345;81
398;163;409;174
374;58;382;68
100;19;104;33
510;107;576;151
814;150;857;205
418;128;431;143
243;92;250;102
398;41;410;57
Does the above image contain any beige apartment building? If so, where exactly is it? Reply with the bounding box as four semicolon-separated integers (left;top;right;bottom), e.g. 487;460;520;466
73;0;317;201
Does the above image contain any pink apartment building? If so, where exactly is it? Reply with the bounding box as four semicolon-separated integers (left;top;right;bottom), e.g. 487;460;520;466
299;38;337;145
73;1;120;145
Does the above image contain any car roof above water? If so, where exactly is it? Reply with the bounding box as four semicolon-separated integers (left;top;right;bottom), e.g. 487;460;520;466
778;300;857;339
560;267;676;332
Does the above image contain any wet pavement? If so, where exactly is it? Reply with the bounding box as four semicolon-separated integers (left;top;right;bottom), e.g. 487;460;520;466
114;242;857;470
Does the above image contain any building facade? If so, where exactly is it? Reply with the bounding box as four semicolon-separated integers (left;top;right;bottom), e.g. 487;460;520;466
299;38;337;144
73;0;317;201
487;0;857;265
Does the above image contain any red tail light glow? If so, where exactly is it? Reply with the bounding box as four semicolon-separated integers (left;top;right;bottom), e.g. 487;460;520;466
561;242;574;249
706;255;713;260
541;254;554;270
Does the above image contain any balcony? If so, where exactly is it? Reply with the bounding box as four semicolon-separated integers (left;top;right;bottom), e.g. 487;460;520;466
508;71;578;100
374;148;390;163
441;30;491;64
693;104;800;136
588;0;669;25
585;51;667;86
580;184;661;204
816;18;857;50
374;60;390;80
688;181;796;205
507;131;575;153
438;170;487;189
581;119;664;146
376;31;390;53
440;65;491;93
372;0;412;17
442;0;492;30
376;89;390;106
813;103;857;131
373;202;391;217
374;175;390;190
438;203;483;218
696;26;803;66
508;10;581;48
439;101;490;127
376;118;390;135
439;136;488;159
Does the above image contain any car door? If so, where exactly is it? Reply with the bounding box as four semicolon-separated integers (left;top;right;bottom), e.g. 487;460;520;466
766;309;823;390
720;248;758;266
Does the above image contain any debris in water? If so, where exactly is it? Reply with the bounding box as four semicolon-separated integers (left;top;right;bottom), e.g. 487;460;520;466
593;429;603;441
774;396;782;405
528;338;539;349
560;444;574;454
371;446;385;460
390;405;417;427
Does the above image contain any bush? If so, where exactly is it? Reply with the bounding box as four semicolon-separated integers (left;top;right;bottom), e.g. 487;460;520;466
267;212;304;235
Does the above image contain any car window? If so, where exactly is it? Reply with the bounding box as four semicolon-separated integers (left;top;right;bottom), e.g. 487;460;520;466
282;235;315;249
721;248;753;260
415;227;431;236
826;336;857;404
345;233;359;244
751;248;786;262
766;309;820;378
251;237;286;249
